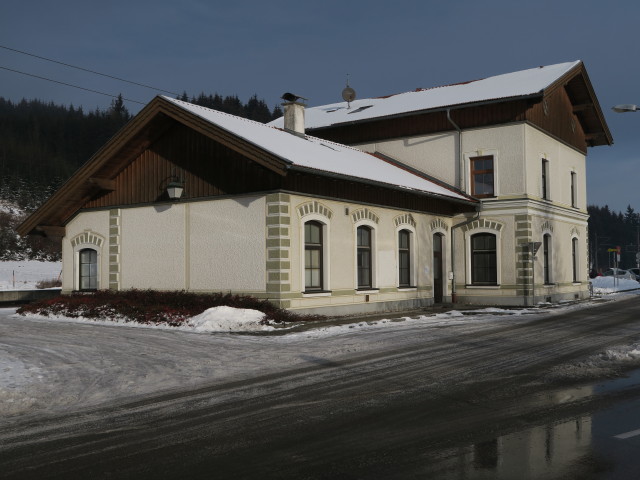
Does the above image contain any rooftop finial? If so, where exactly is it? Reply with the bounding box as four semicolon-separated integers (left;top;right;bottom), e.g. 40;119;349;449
342;74;356;109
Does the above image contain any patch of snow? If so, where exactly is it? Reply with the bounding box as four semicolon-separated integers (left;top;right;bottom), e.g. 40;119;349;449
589;275;640;294
187;306;272;332
0;260;62;290
0;199;23;216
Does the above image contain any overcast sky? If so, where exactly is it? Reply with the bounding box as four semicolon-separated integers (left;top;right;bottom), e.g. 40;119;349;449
2;0;639;213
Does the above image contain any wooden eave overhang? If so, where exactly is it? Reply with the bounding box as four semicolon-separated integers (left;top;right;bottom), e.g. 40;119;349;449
543;61;613;147
17;96;290;237
288;164;478;208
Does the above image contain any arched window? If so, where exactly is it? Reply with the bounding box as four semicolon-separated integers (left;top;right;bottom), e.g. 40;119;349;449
357;226;373;289
471;233;497;285
304;221;323;291
79;248;98;291
398;229;411;287
543;234;552;284
572;237;579;283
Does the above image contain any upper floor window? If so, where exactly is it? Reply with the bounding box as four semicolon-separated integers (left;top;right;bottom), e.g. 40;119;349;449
79;248;98;291
542;159;549;200
470;155;494;198
398;229;411;287
571;172;577;207
357;226;373;289
304;221;323;291
471;233;497;285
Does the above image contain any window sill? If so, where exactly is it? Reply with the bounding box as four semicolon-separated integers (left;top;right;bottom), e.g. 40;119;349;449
356;288;379;294
302;290;332;297
398;286;417;291
465;284;500;289
543;283;556;288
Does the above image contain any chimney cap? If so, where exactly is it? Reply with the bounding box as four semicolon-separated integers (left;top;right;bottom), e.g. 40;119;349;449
281;92;307;103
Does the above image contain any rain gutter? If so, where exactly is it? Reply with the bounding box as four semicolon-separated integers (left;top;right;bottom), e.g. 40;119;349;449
450;205;482;303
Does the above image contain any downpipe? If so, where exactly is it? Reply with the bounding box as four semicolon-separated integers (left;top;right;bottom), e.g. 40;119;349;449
451;206;481;303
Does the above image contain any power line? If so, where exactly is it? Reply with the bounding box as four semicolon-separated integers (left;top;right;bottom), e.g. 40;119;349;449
0;65;146;105
0;44;179;96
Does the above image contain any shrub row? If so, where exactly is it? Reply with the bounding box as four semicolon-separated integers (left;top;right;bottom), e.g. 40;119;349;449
16;290;323;326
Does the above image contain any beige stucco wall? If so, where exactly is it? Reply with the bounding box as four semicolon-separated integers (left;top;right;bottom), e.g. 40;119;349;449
354;133;458;187
120;205;187;290
286;194;452;313
353;124;527;196
351;123;591;306
524;125;587;209
188;197;266;292
62;196;266;294
461;124;526;197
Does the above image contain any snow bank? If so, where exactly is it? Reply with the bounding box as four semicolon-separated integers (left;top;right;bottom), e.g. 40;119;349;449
590;275;640;294
187;306;272;332
545;342;640;382
0;260;62;290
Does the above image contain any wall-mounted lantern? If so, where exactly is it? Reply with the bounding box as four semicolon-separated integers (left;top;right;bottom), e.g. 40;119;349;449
166;180;184;200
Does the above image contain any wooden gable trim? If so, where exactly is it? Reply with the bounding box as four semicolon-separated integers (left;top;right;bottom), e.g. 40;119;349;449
88;178;116;191
35;226;66;238
17;100;171;236
543;62;612;147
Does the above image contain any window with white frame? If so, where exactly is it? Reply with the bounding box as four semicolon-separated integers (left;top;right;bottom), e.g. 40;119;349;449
357;225;373;289
571;171;577;207
471;233;497;285
572;237;579;283
79;248;98;291
543;234;552;284
398;229;411;287
304;221;324;291
542;159;549;200
470;155;495;198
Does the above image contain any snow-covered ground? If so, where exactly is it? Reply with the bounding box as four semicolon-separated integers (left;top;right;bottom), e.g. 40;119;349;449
590;275;640;294
2;260;640;419
0;260;61;290
1;275;640;418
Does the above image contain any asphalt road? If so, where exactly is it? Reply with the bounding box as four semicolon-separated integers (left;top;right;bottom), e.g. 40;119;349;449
3;296;640;479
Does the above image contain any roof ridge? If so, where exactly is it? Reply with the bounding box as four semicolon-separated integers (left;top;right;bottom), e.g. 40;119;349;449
163;96;281;130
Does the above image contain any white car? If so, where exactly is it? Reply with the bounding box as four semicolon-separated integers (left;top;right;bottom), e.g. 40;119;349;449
602;268;638;280
626;267;640;281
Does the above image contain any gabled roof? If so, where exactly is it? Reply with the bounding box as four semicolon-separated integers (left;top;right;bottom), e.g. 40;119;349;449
18;96;475;236
268;61;612;146
164;97;473;201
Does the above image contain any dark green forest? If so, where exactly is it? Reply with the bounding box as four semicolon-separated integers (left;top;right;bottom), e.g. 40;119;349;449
0;93;282;260
588;204;640;273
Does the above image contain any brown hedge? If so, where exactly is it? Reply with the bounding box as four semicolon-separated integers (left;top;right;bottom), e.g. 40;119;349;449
16;290;323;326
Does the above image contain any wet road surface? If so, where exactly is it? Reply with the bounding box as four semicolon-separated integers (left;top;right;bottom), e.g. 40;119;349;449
2;296;640;478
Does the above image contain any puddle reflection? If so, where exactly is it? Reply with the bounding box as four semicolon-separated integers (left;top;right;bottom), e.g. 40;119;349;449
424;386;595;479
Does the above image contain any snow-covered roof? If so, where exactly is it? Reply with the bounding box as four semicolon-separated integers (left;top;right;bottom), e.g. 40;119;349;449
163;97;472;202
269;61;582;130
